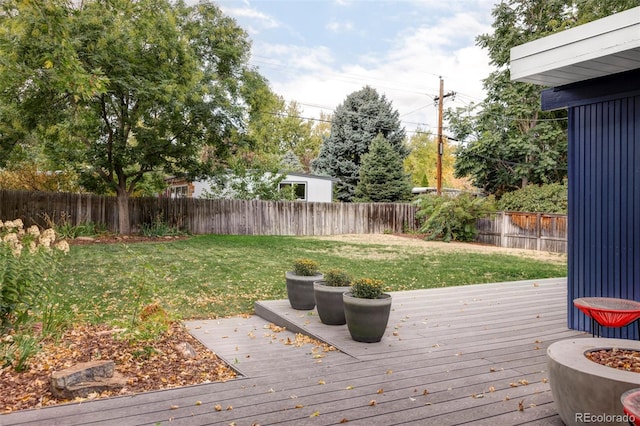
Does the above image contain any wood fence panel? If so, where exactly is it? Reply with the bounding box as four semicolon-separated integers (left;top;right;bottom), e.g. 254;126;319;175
0;190;417;237
1;190;565;253
475;211;567;253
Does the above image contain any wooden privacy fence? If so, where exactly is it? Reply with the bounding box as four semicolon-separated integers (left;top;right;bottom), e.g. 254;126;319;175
0;190;568;252
475;211;567;253
0;190;417;236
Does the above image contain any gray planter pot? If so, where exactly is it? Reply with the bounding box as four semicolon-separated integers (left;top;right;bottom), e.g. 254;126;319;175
313;281;351;325
548;338;640;426
343;292;392;343
285;272;323;310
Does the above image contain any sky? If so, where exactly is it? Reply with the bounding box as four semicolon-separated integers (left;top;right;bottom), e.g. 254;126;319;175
214;0;497;136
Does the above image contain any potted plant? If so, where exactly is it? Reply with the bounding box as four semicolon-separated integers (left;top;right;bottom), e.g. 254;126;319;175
285;258;322;310
343;278;392;343
313;268;352;325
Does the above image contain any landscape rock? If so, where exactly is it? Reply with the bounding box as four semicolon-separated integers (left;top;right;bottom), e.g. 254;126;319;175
50;360;127;399
176;342;197;359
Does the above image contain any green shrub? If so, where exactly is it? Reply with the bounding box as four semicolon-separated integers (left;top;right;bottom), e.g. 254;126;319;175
497;182;567;214
55;221;107;239
350;278;385;299
292;258;320;276
323;268;352;287
0;219;69;330
44;213;107;239
415;193;496;242
140;213;183;237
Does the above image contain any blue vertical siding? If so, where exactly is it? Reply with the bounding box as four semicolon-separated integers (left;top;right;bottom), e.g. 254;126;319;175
568;95;640;339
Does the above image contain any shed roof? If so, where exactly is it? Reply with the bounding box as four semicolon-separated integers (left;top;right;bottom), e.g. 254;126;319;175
510;6;640;87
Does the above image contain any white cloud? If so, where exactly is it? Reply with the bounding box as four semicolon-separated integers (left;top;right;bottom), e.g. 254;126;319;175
326;20;354;33
235;1;496;133
219;6;280;32
266;12;489;132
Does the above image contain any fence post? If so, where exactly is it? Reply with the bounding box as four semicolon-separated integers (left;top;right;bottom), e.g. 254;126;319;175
500;212;507;248
536;213;542;251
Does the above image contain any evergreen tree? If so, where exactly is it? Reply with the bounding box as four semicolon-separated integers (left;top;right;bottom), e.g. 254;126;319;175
280;150;304;173
312;86;407;202
355;134;412;203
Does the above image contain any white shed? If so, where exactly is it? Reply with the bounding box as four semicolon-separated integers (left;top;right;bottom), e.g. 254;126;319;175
165;172;336;203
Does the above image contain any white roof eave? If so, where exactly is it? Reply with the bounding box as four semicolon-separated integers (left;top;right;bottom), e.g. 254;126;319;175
510;6;640;87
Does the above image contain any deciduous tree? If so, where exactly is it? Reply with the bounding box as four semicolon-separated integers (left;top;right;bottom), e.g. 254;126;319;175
0;0;255;233
447;0;639;197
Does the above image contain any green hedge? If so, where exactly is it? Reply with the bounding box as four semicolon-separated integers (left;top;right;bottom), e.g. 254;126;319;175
497;182;567;214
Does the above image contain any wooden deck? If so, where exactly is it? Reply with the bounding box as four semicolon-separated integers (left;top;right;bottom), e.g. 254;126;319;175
2;278;586;425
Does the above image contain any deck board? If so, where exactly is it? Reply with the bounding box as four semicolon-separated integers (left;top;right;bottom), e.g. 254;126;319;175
2;277;589;425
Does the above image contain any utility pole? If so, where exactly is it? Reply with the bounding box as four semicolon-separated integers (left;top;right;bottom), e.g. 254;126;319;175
434;77;455;195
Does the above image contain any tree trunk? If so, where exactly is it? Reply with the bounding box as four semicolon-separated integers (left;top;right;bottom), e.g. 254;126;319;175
116;189;130;234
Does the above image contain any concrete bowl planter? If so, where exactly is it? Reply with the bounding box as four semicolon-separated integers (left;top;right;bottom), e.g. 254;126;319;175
548;338;640;426
343;292;392;343
285;272;322;310
313;281;351;325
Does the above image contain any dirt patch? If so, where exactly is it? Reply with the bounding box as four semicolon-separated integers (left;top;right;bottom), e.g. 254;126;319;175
311;233;567;264
68;235;188;245
586;348;640;373
0;322;236;414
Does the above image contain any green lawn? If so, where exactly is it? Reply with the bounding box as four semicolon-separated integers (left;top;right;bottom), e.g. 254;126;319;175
54;234;567;327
